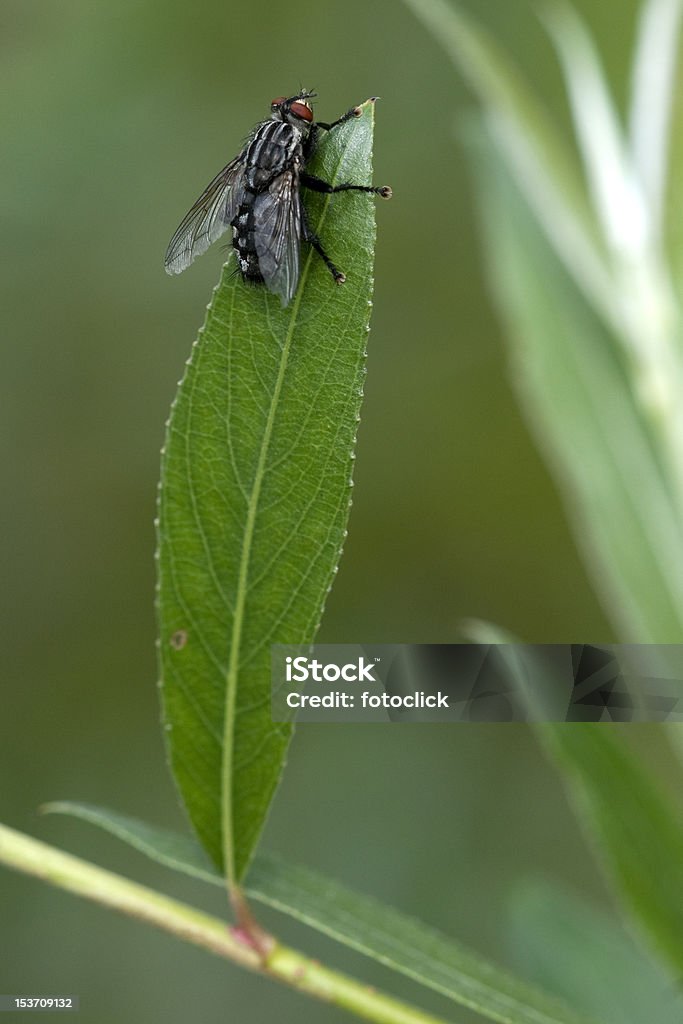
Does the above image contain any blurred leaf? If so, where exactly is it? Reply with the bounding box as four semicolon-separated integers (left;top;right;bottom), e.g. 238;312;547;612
540;1;648;263
246;857;600;1024
400;0;619;331
466;626;683;980
44;802;601;1024
157;100;379;884
538;725;683;979
466;119;683;643
43;801;221;885
661;0;683;287
404;0;683;646
540;2;683;518
629;0;683;239
508;880;683;1024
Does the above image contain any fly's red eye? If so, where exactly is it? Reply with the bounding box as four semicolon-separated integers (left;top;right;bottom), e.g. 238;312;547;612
270;96;286;110
290;101;313;122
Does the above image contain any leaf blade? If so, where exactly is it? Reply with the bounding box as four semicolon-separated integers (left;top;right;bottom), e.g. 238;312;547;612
246;855;599;1024
157;101;380;883
42;801;221;885
629;0;683;240
403;0;683;639
540;725;683;979
464;627;683;980
43;802;602;1024
399;0;612;296
466;119;683;641
508;881;683;1024
540;1;648;261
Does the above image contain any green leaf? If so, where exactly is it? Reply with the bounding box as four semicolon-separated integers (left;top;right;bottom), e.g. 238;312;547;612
628;0;683;241
42;801;221;885
538;725;683;980
157;100;381;884
466;120;683;643
539;2;683;520
508;881;683;1024
44;802;602;1024
539;1;647;265
660;0;683;290
245;856;600;1024
399;0;618;330
403;0;683;644
464;626;683;981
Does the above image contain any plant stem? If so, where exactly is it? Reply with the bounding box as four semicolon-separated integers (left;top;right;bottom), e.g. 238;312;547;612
267;944;450;1024
0;824;454;1024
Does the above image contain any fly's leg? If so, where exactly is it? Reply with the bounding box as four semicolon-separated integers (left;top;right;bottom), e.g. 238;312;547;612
303;113;359;160
301;205;346;285
305;101;393;198
316;105;364;132
301;173;392;199
304;98;390;162
301;97;392;286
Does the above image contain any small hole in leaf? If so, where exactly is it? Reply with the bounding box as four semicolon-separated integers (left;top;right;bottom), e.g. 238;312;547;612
170;629;188;650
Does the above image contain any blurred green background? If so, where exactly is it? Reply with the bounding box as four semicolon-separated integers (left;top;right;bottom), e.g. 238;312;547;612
1;1;662;1022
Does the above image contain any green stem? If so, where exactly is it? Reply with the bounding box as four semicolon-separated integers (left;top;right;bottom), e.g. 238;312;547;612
0;824;454;1024
267;944;451;1024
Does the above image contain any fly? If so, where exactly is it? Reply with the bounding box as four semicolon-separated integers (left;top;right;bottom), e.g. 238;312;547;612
164;91;392;306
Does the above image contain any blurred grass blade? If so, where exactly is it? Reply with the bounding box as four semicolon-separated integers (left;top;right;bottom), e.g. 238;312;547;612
629;0;683;234
527;1;683;535
401;0;584;191
535;726;683;979
157;100;379;885
399;0;619;330
539;2;683;477
467;119;683;641
44;802;601;1024
662;4;683;286
402;0;683;638
482;111;621;339
465;627;683;980
508;881;683;1024
541;1;649;260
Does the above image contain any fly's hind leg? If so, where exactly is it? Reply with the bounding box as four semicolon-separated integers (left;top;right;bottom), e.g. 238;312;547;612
301;205;346;285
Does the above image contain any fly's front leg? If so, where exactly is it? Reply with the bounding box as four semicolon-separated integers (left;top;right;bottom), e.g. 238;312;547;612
316;104;364;132
301;106;364;159
301;173;392;200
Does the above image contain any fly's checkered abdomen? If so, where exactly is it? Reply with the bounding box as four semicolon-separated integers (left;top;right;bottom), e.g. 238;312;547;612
231;200;263;283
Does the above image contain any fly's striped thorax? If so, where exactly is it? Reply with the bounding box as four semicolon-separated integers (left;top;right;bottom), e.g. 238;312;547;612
244;120;303;192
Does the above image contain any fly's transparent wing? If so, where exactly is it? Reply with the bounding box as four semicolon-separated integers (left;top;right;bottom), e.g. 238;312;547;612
164;152;247;275
253;170;302;306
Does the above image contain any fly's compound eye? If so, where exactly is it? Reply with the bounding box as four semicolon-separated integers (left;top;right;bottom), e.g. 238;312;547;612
270;96;286;111
289;101;313;122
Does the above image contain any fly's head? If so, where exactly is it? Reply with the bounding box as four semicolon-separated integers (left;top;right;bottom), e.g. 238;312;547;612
270;90;316;133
